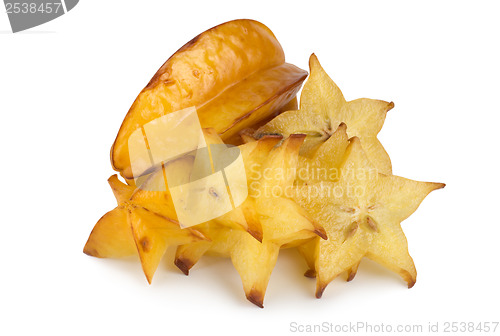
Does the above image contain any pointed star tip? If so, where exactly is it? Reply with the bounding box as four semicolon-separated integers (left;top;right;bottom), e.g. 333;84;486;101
247;289;264;308
174;258;192;276
346;271;357;282
304;269;316;278
429;182;446;191
82;245;98;257
315;284;326;299
309;53;321;67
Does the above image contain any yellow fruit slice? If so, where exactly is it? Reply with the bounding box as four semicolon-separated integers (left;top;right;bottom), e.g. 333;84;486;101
293;135;445;297
174;136;285;276
85;129;254;283
256;53;394;174
175;135;326;307
84;175;210;284
112;19;308;179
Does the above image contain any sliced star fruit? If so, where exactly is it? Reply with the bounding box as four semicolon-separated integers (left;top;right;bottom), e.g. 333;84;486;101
84;129;258;283
175;135;326;308
255;53;394;175
292;132;444;298
83;174;210;283
174;134;288;276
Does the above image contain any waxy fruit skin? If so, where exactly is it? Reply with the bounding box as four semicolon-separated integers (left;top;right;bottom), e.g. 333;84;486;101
112;19;307;179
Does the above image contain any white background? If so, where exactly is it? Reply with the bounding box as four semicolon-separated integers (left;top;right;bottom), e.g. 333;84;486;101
1;1;499;335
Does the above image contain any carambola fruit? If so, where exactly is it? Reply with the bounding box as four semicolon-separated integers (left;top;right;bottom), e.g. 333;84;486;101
292;127;444;297
112;19;308;179
255;53;394;175
85;20;445;307
175;135;327;308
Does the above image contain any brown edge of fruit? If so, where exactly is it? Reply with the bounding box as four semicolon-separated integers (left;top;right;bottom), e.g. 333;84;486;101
401;269;417;289
346;265;359;282
247;228;263;243
174;257;193;276
246;288;264;308
304;269;316;278
313;227;328;241
286;132;307;143
315;282;327;299
387;101;395;112
434;182;446;190
219;69;308;136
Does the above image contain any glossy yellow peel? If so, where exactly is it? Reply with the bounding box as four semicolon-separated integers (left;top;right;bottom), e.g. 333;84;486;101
112;19;308;179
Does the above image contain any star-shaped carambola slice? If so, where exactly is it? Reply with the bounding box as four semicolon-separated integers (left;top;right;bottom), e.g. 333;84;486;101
84;174;209;283
175;135;326;308
173;135;284;275
84;171;210;284
255;53;394;174
292;123;357;278
85;129;260;283
293;136;444;298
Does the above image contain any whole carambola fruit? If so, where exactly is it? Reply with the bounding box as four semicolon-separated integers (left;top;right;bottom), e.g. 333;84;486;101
111;19;308;179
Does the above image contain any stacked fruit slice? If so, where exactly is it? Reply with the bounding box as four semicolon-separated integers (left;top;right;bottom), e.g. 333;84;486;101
84;19;444;308
254;54;444;298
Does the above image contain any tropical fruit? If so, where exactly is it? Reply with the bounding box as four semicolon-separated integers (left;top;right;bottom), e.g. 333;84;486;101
175;135;326;307
84;19;444;308
292;128;444;297
111;19;308;179
255;54;394;175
